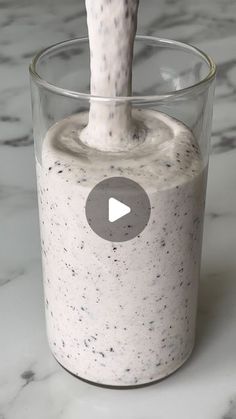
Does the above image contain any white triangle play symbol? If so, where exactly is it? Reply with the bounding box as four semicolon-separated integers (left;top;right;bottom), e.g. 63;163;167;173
109;198;131;223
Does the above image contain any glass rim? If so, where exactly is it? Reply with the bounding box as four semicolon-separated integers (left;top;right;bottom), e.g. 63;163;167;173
29;35;216;103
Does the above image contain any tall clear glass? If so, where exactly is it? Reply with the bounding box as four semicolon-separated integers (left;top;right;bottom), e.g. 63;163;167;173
30;36;216;388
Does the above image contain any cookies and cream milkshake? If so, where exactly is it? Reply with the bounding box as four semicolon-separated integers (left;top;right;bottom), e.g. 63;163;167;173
36;0;207;386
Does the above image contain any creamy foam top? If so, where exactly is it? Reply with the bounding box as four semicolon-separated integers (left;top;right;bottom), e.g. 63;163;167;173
41;110;203;191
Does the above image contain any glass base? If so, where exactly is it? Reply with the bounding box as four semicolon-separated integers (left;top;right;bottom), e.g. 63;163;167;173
53;345;195;389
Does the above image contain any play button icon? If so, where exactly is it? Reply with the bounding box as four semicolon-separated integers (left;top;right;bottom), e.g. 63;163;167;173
85;177;151;242
109;198;131;223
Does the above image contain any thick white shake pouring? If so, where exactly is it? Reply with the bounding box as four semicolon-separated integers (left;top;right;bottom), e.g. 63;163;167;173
81;0;145;151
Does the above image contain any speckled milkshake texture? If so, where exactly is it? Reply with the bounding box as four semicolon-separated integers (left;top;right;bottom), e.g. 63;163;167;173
36;110;207;386
80;0;144;151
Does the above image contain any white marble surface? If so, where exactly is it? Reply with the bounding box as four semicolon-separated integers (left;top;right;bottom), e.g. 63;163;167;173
0;0;236;418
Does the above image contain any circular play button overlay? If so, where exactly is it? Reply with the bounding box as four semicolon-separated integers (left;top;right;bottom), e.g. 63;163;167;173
85;177;151;242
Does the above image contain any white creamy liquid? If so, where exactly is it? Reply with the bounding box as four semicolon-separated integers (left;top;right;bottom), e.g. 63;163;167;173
80;0;145;151
36;0;207;387
36;109;207;386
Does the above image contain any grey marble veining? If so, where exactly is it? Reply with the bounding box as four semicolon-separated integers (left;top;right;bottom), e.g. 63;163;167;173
222;397;236;419
0;0;236;418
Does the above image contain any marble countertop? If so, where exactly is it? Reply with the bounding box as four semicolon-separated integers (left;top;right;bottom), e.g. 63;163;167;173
1;0;236;418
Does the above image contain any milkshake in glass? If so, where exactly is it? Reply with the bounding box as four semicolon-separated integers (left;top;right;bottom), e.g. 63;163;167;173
30;0;216;387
